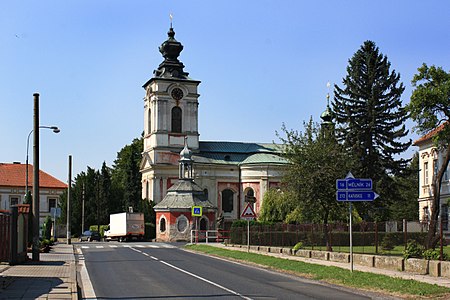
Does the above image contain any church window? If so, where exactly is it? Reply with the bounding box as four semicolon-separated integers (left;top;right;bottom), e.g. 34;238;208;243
171;106;182;133
222;189;234;213
147;109;151;134
176;215;188;233
160;217;166;232
245;188;255;208
203;188;208;201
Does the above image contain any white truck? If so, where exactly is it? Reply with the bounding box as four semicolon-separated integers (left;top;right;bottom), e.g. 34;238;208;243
104;212;145;242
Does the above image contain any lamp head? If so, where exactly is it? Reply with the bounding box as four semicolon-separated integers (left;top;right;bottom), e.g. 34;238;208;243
50;126;60;133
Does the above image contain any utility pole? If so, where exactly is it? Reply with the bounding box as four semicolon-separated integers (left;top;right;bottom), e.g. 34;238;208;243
32;93;40;261
67;155;72;244
81;181;85;234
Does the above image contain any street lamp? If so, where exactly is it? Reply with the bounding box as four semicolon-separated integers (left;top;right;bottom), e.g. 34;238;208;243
25;126;60;200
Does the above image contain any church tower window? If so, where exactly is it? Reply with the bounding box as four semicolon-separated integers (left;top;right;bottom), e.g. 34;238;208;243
147;109;151;134
172;106;182;133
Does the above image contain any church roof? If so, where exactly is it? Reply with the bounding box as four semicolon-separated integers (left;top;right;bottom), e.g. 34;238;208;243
194;141;288;165
153;179;215;210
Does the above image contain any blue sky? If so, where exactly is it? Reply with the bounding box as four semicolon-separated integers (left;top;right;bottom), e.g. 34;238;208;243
1;1;449;182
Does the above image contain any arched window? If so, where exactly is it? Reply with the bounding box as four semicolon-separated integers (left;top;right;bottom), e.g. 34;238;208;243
245;188;255;208
203;188;209;201
160;217;166;232
171;106;182;133
222;189;234;213
147;109;151;134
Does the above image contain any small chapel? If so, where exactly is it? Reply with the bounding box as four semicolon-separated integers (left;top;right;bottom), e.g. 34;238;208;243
139;25;289;233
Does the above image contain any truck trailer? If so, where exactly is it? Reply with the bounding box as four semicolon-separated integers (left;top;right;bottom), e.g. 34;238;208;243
104;212;145;242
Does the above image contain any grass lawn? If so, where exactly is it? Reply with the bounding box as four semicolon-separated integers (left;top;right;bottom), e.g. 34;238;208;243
185;244;450;299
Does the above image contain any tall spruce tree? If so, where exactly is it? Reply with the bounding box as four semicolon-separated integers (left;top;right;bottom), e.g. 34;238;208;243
332;40;411;220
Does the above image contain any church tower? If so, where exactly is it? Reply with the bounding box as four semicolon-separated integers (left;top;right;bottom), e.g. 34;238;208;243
141;25;201;203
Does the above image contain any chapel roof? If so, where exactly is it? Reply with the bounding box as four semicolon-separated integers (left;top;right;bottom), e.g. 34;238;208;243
153;180;215;210
0;163;67;189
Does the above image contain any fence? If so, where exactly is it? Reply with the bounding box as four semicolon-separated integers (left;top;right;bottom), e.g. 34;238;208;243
0;205;30;265
230;221;435;254
0;210;11;261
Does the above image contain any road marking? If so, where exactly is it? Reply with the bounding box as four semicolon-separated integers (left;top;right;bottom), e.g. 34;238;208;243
130;248;253;300
81;246;89;249
79;249;97;299
109;245;118;248
78;244;175;249
96;246;104;248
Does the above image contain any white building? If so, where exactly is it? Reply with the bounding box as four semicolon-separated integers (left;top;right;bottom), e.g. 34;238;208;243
140;26;288;225
414;123;450;227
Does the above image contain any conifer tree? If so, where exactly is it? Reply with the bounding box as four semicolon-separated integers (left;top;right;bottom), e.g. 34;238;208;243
332;40;411;220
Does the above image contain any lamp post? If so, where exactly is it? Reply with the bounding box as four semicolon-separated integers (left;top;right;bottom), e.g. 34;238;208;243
25;126;60;200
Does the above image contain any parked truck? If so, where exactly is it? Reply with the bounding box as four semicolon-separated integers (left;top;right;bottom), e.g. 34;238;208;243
104;212;145;242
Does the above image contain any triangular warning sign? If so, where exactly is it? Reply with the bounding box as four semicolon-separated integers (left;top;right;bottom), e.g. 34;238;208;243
241;203;256;219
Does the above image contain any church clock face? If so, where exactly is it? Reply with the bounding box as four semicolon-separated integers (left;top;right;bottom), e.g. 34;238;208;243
171;88;184;100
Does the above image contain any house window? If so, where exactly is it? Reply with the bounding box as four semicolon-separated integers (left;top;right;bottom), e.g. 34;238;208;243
48;198;57;212
160;217;166;232
222;189;234;213
10;196;19;207
145;181;149;200
171;106;182;133
424;162;429;185
423;206;430;222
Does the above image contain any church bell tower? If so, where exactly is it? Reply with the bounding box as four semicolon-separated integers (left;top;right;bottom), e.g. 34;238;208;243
141;25;201;203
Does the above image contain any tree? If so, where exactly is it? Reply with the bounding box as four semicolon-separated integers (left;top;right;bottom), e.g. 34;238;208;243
332;40;411;221
111;137;143;212
259;189;298;223
278;118;352;250
408;64;450;249
388;152;419;221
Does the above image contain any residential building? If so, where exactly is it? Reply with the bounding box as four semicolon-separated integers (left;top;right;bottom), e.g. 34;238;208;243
0;162;67;226
414;123;450;227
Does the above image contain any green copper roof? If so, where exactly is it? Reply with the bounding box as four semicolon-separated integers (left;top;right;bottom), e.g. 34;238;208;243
194;141;288;165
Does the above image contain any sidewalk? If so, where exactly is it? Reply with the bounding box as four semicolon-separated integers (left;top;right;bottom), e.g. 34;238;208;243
0;243;77;299
210;243;450;288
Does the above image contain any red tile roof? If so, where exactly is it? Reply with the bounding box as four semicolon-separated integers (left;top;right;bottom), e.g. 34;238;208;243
413;122;449;146
0;163;67;189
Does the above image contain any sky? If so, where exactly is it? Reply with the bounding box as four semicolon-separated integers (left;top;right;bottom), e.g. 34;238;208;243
1;1;450;183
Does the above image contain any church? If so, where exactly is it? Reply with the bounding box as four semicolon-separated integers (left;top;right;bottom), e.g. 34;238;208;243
139;25;288;229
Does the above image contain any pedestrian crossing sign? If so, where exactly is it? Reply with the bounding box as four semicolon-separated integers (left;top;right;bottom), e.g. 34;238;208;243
192;206;202;217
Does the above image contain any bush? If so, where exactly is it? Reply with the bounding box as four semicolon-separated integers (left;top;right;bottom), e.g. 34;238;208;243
403;240;424;259
144;223;156;241
423;249;448;261
292;242;303;252
381;234;396;251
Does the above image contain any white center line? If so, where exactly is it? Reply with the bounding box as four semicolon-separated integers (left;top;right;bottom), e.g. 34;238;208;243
130;247;253;300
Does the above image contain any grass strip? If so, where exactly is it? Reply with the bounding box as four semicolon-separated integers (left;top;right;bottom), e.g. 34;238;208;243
185;244;450;298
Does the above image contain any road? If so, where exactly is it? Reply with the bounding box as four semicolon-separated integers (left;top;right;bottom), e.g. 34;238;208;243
75;241;376;300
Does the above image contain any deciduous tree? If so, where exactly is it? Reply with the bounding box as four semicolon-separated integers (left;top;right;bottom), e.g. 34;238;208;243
408;64;450;249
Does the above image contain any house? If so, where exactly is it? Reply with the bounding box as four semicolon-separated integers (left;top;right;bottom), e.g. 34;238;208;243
140;26;289;227
413;123;450;227
0;162;67;227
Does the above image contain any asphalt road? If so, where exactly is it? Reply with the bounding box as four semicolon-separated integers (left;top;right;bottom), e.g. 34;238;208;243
76;241;375;300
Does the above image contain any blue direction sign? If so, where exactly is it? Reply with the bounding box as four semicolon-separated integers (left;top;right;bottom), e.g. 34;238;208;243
336;191;379;202
336;178;372;190
336;172;378;202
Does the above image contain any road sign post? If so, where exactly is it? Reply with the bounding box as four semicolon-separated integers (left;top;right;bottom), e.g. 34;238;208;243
241;203;257;252
336;172;379;272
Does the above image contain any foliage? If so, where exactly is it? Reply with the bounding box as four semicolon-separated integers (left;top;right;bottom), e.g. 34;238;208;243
332;40;411;221
144;223;156;241
259;189;297;223
408;64;450;249
403;240;424;259
292;242;303;252
388;153;419;221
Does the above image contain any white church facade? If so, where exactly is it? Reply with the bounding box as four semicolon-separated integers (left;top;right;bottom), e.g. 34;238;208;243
140;26;288;226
